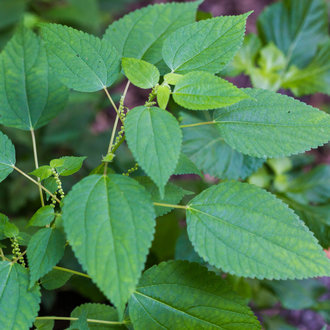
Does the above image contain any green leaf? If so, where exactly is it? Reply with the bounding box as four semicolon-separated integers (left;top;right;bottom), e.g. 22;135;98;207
162;13;250;74
135;176;191;217
40;23;120;92
0;131;15;183
129;260;261;329
0;0;26;30
30;166;53;181
214;88;330;158
164;72;183;85
125;106;182;197
62;174;155;317
174;152;201;176
0;26;69;130
103;1;201;66
257;0;328;68
50;156;86;176
27;228;66;288
173;71;249;110
282;39;330;96
0;214;19;239
34;319;55;330
122;58;159;89
28;205;55;227
41;268;72;290
70;303;126;329
181;112;264;180
186;181;330;279
156;84;171;110
0;261;41;329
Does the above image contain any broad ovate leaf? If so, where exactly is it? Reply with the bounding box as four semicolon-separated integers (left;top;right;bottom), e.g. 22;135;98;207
40;23;120;92
122;58;159;89
125;106;182;197
62;174;155;317
103;1;201;66
181;112;263;179
28;205;55;227
27;228;66;288
173;71;249;110
163;13;250;74
257;0;328;68
129;260;261;329
0;131;15;183
0;25;68;130
0;261;41;329
214;88;330;157
186;181;330;279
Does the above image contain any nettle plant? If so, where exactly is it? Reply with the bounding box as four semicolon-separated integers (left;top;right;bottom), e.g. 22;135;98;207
0;0;330;329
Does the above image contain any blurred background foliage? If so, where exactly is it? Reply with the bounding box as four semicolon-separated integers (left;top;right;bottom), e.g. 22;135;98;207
0;0;329;329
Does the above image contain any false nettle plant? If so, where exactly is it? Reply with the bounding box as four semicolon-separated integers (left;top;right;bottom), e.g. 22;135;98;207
0;0;329;329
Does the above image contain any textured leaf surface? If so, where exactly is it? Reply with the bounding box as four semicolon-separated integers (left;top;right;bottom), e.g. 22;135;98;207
0;26;68;130
283;39;330;96
27;228;66;288
214;88;330;157
136;176;191;217
41;269;72;290
71;303;126;329
103;1;200;66
0;261;41;329
163;13;249;74
28;205;55;227
62;174;155;317
181;112;263;180
122;58;159;89
173;71;249;110
34;319;55;330
40;24;120;92
174;152;201;176
125;106;182;197
129;260;261;329
257;0;328;68
186;181;330;279
157;84;171;110
0;131;15;183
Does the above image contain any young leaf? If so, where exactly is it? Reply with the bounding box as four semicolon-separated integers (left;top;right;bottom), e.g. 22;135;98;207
30;166;53;181
0;131;15;183
50;156;86;176
70;303;126;329
128;260;261;329
103;1;201;66
162;13;250;74
0;261;41;329
257;0;328;68
41;269;72;290
157;84;171;110
186;181;330;279
27;228;66;288
28;205;55;227
62;174;156;318
125;106;182;197
173;71;249;110
0;214;19;239
174;152;201;176
122;58;159;89
40;24;120;92
0;26;68;130
135;176;192;217
214;88;330;157
181;112;264;180
34;319;55;330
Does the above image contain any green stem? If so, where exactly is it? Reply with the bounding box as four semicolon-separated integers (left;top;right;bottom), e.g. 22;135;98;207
30;129;44;206
180;121;216;128
153;202;187;210
53;266;91;279
35;316;127;326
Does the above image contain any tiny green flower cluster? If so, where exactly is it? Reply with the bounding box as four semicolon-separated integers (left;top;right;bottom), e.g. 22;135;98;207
10;237;25;267
50;168;65;207
123;163;139;177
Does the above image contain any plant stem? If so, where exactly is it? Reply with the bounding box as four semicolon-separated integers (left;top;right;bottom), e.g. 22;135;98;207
180;121;216;128
153;202;187;210
11;250;26;264
0;248;9;261
35;316;127;326
103;86;121;119
53;266;91;279
104;113;120;175
12;166;61;204
30;129;44;206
